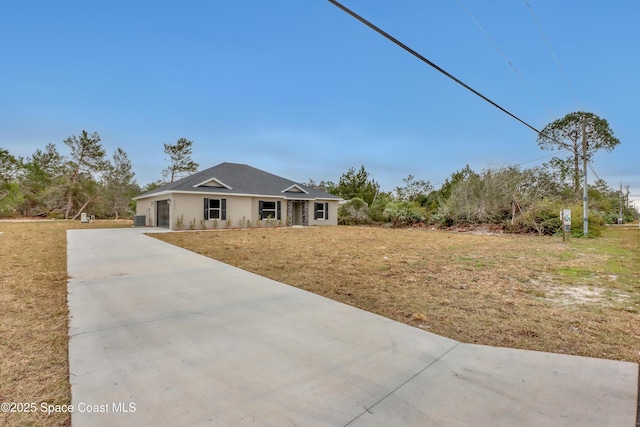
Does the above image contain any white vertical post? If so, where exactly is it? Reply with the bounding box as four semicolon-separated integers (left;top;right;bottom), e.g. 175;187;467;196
619;183;623;224
582;116;588;237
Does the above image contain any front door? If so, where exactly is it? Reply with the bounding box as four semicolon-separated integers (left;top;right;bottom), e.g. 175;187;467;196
293;201;303;225
157;200;170;228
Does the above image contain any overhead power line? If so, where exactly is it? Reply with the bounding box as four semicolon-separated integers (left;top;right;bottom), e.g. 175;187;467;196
328;0;585;172
457;0;557;120
327;0;542;134
525;0;584;112
587;161;602;182
515;152;557;167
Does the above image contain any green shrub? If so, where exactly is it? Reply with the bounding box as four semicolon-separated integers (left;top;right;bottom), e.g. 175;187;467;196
505;200;604;237
383;201;427;227
570;210;604;238
338;198;371;225
505;199;563;235
368;195;392;223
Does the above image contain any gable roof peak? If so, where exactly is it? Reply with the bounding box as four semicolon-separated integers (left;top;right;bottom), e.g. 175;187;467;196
281;184;309;194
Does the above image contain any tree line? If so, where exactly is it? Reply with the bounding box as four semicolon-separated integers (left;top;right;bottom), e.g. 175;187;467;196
0;132;199;220
1;131;137;219
0;112;633;235
309;162;635;236
306;112;634;236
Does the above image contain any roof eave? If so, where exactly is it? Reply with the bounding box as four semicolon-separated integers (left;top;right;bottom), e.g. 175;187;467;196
134;189;342;201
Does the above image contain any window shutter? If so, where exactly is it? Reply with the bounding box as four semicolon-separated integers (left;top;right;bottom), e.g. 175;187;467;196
204;198;209;220
221;199;226;220
277;201;281;220
259;201;264;219
325;203;329;220
314;203;320;220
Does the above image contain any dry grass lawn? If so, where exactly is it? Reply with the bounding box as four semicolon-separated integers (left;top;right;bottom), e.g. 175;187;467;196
0;220;638;426
0;220;131;427
153;225;640;364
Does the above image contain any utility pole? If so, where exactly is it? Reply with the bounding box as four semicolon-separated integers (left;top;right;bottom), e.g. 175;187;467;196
624;184;630;210
582;116;588;236
619;183;623;224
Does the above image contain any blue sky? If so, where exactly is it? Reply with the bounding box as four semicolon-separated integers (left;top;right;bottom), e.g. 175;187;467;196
1;1;638;205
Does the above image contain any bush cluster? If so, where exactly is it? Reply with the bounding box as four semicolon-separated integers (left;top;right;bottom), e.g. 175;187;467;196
334;164;628;237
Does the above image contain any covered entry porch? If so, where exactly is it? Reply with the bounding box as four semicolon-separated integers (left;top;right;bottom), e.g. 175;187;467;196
287;200;309;226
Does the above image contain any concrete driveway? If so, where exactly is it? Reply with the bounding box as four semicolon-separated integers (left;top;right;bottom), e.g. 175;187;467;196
67;228;639;426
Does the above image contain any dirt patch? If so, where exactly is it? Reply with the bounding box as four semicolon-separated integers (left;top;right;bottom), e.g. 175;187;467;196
446;223;506;235
546;286;632;306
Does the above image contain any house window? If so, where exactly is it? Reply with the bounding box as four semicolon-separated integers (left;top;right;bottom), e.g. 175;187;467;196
204;198;226;220
208;199;221;219
259;201;281;220
314;202;329;220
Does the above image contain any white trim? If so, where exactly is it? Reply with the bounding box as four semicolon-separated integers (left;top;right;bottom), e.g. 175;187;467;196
133;191;174;200
314;202;328;220
260;200;278;219
134;190;342;201
281;184;309;194
206;198;222;220
192;177;232;189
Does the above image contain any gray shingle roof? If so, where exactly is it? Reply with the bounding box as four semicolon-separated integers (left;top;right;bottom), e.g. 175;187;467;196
134;162;341;200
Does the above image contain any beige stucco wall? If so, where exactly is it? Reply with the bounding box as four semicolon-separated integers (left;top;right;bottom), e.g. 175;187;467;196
220;196;253;228
172;193;206;229
135;193;339;229
172;193;253;230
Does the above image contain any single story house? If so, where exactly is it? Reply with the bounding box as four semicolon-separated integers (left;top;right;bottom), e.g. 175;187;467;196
133;162;341;230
